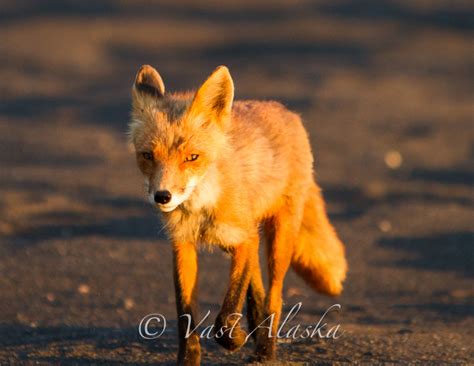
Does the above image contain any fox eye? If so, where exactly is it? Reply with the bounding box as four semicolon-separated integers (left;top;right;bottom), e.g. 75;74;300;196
142;152;154;161
185;154;199;162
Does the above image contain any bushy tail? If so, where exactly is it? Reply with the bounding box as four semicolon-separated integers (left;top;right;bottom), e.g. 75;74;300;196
291;183;347;296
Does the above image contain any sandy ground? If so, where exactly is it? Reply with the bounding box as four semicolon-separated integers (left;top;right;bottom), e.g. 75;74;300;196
0;1;473;364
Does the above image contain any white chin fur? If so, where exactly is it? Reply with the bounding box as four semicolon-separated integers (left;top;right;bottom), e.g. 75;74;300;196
158;204;178;212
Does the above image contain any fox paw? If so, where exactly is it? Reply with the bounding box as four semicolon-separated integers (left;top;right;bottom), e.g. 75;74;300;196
178;334;201;366
253;337;276;362
214;314;248;351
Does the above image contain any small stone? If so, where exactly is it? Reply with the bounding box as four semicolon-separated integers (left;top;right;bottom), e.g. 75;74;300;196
46;293;56;302
78;284;90;295
124;298;135;310
378;220;392;232
384;150;403;169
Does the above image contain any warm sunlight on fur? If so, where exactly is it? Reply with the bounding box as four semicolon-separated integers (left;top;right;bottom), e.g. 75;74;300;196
129;65;347;363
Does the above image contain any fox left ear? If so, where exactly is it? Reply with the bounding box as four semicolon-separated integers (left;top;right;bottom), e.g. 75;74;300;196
133;65;165;98
187;66;234;127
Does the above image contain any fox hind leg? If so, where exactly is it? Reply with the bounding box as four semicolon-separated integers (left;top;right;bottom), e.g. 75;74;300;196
246;250;266;343
255;208;299;360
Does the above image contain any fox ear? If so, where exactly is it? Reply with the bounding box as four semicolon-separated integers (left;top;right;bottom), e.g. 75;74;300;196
187;66;234;126
133;65;165;98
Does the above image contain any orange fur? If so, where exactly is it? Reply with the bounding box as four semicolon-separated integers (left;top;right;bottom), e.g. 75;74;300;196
129;65;348;364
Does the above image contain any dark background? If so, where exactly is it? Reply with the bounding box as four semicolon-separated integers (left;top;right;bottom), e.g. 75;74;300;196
0;0;472;364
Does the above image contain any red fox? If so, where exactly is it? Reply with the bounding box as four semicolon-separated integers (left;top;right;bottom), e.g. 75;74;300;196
129;65;347;365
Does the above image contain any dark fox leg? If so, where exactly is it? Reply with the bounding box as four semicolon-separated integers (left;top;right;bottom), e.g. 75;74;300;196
215;233;259;351
246;252;266;343
173;242;200;366
247;246;265;342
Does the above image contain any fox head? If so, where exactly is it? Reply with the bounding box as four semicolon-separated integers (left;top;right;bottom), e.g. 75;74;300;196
129;65;234;212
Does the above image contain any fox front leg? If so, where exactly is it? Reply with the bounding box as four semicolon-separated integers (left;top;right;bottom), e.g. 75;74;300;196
214;234;258;351
173;242;200;366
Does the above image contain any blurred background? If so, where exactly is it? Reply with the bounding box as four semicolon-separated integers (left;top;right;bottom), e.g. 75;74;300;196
0;0;472;364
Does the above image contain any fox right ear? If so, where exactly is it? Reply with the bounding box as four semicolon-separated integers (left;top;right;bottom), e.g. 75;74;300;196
187;66;234;128
133;65;165;98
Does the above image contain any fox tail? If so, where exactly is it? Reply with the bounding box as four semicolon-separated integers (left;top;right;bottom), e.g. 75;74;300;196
291;182;348;296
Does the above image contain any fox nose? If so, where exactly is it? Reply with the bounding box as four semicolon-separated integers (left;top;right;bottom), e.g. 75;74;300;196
154;190;172;205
